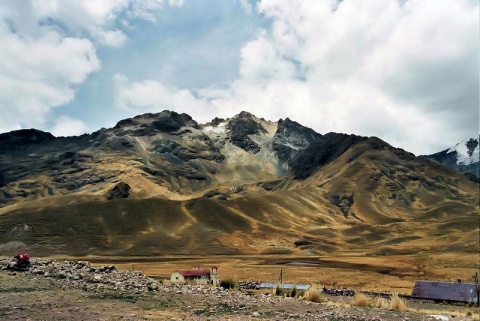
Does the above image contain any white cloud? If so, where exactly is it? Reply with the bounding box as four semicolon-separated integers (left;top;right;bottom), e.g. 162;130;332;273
3;0;185;47
249;0;478;154
0;0;183;134
127;0;184;22
239;33;296;82
93;29;128;47
128;0;164;22
116;0;477;154
239;0;253;14
0;21;100;133
51;116;89;137
113;74;210;120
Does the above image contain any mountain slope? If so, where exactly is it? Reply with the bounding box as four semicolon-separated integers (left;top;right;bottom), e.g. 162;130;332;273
0;111;477;257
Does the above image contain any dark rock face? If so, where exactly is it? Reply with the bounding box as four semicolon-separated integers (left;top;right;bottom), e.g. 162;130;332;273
0;172;7;187
0;129;55;151
204;117;225;127
107;136;138;150
466;138;478;157
329;193;355;217
149;136;225;163
226;111;267;153
289;133;366;179
424;151;457;167
272;118;322;163
114;110;199;135
106;182;131;200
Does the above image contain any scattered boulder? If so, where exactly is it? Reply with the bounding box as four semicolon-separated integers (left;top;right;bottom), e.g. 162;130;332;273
106;182;131;200
20;259;159;293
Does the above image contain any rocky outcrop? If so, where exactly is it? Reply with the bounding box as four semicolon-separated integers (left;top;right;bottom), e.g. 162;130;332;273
149;136;225;163
226;111;267;153
289;133;366;179
106;182;131;200
0;129;55;151
114;110;199;135
1;258;160;293
272;118;322;163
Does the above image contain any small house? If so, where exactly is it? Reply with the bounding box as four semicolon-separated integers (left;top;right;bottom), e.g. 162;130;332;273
171;266;219;286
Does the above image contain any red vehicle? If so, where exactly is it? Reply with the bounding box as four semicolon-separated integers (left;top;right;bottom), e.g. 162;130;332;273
6;253;32;271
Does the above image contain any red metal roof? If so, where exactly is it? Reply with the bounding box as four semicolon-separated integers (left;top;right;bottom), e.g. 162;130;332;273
179;269;211;277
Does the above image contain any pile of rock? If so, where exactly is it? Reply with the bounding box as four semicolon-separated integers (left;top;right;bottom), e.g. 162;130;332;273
2;258;160;293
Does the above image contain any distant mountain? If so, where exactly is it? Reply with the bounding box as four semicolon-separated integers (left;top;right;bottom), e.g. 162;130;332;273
0;111;477;257
424;137;479;182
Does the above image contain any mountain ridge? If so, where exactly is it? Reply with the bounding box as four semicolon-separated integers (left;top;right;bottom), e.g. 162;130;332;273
0;110;477;257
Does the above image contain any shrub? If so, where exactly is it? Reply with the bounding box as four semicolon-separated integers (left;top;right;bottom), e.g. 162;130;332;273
373;296;389;309
289;285;297;298
274;285;285;296
388;293;407;311
350;293;371;307
295;289;305;299
220;278;236;290
304;288;326;303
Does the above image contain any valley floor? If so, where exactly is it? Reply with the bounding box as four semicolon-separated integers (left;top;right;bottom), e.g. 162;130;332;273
85;252;478;295
0;255;478;321
1;269;476;321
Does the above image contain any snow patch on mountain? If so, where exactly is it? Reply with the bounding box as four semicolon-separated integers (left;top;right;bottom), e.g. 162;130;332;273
203;122;226;134
447;138;479;165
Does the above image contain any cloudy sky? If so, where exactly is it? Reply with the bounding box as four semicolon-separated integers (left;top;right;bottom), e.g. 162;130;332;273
0;0;478;155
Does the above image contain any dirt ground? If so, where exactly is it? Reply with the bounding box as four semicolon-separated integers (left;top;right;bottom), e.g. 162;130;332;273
1;253;478;320
1;269;478;321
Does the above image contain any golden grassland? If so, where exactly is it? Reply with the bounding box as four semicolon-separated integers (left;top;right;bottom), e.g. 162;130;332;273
80;251;479;295
63;251;479;318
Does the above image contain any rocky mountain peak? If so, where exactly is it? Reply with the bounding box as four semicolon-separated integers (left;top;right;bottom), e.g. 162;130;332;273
276;118;322;145
0;129;55;151
226;111;268;154
113;110;199;136
425;136;479;182
237;110;256;118
272;118;322;163
446;137;479;165
205;117;225;127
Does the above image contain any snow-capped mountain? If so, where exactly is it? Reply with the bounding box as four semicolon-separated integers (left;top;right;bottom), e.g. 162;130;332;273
447;138;479;165
426;137;479;181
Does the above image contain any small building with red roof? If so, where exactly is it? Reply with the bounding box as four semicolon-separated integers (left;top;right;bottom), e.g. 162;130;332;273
171;266;219;286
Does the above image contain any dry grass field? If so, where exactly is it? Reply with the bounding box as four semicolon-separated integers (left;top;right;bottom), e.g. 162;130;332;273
83;251;478;295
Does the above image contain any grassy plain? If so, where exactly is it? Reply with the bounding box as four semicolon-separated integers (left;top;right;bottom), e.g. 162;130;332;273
82;251;478;295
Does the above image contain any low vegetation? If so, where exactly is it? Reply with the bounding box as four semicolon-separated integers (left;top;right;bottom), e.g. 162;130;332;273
219;277;236;290
272;285;305;298
350;293;371;307
273;285;285;296
351;292;408;311
373;296;389;309
388;293;408;311
304;287;327;303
